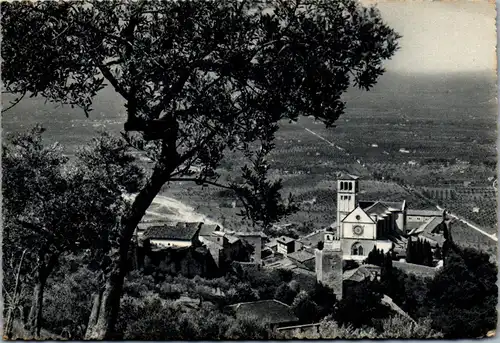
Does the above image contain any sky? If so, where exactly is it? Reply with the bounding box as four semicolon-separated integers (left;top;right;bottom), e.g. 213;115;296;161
360;0;497;74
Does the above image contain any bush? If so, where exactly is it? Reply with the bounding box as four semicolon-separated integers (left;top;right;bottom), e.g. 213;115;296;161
43;266;99;339
292;291;319;324
335;279;391;328
274;283;298;305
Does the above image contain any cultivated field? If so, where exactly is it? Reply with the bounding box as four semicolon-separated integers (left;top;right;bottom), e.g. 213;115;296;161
3;71;497;251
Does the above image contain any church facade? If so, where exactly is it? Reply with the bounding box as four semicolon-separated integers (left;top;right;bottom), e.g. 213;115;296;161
332;173;406;261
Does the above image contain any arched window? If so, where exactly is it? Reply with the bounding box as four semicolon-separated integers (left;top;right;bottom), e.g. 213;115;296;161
348;182;352;190
351;242;362;255
340;182;344;190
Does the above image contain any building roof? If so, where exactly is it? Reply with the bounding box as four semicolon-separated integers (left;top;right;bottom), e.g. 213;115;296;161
265;257;297;269
298;230;326;248
359;200;376;210
199;223;221;236
277;236;295;244
337;172;359;180
365;202;391;217
380;201;406;211
226;235;241;244
144;224;200;241
407;209;442;217
137;220;174;231
229;300;299;325
287;250;315;263
176;222;203;230
266;238;278;248
236;231;267;238
343;264;381;282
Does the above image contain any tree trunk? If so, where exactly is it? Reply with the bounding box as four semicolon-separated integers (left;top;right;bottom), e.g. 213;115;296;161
5;249;27;339
27;252;59;339
84;165;171;340
27;279;46;338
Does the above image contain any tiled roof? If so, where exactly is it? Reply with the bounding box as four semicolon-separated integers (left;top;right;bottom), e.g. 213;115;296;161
144;224;200;240
277;236;295;244
337;172;360;180
287;250;314;263
343;265;381;282
265;258;297;269
365;202;390;216
176;222;203;230
380;201;405;211
137;220;174;231
229;300;299;325
298;230;325;248
359;201;376;210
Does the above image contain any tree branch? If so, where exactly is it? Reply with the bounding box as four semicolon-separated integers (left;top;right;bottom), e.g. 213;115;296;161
2;90;26;114
98;64;129;100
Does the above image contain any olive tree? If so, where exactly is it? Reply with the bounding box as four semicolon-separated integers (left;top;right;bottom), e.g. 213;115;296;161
1;0;400;338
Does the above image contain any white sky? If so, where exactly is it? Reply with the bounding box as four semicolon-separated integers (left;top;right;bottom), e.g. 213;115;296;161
360;0;497;73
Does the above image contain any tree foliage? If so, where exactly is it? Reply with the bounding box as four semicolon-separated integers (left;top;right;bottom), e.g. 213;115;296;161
335;279;390;328
1;0;400;337
406;238;433;266
428;245;497;338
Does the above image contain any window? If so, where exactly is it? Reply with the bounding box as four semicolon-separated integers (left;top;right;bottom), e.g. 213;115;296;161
348;182;352;190
340;182;344;190
326;235;330;240
351;242;362;255
356;215;361;220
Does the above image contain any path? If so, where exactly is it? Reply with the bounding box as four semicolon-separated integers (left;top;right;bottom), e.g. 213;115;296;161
300;122;497;242
125;193;220;226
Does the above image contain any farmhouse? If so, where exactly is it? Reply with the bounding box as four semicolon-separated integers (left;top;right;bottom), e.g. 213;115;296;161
143;222;202;249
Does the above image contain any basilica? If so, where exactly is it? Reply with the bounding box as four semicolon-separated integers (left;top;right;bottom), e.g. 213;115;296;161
330;173;408;261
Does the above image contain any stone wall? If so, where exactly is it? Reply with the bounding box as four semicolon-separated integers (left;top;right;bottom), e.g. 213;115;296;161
315;249;343;299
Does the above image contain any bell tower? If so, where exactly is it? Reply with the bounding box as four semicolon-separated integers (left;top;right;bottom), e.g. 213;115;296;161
336;173;359;235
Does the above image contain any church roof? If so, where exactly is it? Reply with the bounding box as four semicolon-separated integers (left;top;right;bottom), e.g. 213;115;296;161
337;172;359;180
359;200;405;212
380;201;406;211
359;200;376;210
365;202;391;217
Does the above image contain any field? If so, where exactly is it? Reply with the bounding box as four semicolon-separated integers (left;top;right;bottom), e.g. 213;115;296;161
2;71;497;251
